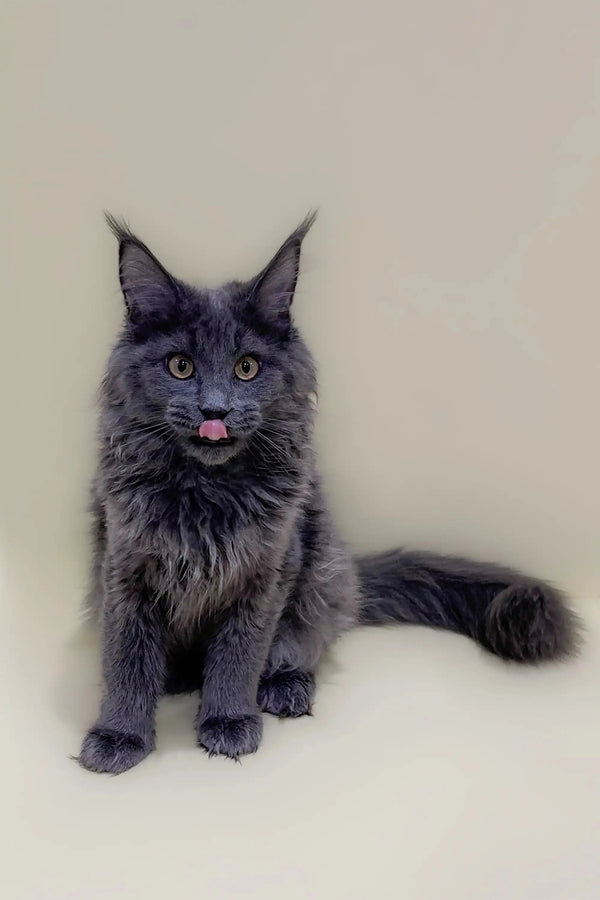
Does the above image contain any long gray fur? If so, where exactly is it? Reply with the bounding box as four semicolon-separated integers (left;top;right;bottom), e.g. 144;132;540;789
79;214;580;774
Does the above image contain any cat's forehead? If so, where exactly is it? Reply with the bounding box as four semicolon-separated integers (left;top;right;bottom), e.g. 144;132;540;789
176;285;258;356
183;281;244;317
206;285;234;310
181;285;238;329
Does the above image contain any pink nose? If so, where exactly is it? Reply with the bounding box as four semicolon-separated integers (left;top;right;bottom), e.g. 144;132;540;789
198;420;229;441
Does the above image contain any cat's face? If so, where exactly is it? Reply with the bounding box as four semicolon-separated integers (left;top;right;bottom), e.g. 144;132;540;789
129;288;300;466
106;215;316;466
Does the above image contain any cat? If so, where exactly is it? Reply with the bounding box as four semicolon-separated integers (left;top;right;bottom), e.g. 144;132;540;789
79;213;580;774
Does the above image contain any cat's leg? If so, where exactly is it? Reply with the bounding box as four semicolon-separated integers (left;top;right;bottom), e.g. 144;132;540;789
258;554;358;718
195;587;284;759
258;520;358;718
79;556;166;775
84;486;106;621
258;614;322;718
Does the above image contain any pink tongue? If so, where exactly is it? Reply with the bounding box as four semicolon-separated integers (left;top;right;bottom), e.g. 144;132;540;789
198;420;228;441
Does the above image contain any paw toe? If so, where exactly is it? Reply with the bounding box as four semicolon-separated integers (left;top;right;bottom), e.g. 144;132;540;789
79;726;151;775
258;668;315;717
197;713;263;758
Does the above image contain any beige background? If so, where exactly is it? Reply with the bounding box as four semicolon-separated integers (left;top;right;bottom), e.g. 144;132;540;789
2;2;599;899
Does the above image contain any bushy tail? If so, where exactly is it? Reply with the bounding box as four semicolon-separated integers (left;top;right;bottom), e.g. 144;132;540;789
356;549;581;662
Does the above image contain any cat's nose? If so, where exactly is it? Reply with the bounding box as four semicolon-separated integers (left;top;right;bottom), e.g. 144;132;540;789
200;408;230;421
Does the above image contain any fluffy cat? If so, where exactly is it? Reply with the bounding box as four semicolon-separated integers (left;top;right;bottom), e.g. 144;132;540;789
79;214;579;774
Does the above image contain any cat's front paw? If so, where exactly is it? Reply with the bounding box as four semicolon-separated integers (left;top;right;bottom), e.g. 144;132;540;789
78;725;153;774
197;712;263;759
258;667;315;717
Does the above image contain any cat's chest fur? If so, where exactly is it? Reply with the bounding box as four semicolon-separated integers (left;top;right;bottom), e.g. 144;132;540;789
107;462;301;634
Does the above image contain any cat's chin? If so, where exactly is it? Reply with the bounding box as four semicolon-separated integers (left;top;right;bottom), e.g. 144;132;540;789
184;434;245;466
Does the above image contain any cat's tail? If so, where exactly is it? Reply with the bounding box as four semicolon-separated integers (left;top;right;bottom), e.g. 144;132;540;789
356;549;581;662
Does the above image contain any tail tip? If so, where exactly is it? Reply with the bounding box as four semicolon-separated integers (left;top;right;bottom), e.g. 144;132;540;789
483;583;582;663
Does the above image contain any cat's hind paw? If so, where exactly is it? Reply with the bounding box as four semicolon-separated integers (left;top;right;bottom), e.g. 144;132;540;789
258;667;315;717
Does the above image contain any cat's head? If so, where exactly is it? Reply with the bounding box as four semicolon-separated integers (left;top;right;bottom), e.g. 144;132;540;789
105;213;317;466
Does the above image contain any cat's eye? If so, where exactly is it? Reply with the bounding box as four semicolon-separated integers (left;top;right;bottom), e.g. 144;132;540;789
234;356;260;381
168;354;195;379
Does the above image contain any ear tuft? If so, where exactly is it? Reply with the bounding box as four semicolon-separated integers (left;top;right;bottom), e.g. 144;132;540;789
104;212;138;245
105;213;177;324
250;210;317;328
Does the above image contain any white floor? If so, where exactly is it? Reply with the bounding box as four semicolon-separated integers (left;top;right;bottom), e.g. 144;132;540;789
3;581;599;900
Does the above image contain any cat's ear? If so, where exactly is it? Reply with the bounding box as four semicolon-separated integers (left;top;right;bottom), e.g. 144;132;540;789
105;214;178;324
249;211;317;328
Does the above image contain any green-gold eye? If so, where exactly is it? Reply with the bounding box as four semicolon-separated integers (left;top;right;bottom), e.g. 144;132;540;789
168;354;194;379
234;356;259;381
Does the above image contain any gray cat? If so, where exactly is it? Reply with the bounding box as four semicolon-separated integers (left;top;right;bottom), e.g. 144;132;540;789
79;214;579;774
